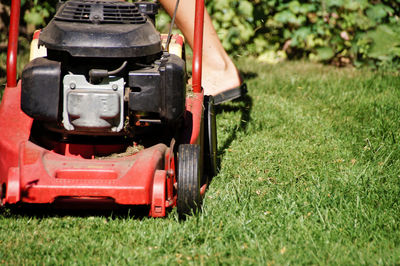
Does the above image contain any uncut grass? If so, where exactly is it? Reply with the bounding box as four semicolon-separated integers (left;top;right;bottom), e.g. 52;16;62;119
1;60;400;264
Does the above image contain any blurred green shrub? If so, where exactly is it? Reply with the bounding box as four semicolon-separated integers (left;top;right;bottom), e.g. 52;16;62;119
0;0;57;80
204;0;400;67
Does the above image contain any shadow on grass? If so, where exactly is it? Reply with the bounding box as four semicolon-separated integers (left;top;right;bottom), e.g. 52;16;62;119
0;203;152;220
215;94;253;167
241;71;257;81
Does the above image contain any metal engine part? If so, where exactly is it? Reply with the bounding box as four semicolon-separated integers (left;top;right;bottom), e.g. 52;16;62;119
62;74;124;132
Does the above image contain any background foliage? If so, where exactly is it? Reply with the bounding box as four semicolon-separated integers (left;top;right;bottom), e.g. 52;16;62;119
0;0;400;74
204;0;400;67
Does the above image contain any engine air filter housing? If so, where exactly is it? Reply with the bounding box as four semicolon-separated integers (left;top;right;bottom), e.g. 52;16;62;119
39;0;162;58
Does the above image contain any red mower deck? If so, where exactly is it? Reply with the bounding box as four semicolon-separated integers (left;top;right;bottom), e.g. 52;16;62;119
0;0;216;218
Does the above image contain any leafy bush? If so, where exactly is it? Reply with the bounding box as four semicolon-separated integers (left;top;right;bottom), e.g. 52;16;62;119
0;0;59;81
206;0;400;66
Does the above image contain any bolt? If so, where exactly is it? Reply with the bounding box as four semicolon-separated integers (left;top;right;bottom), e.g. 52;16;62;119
167;169;174;177
70;82;76;89
112;84;118;91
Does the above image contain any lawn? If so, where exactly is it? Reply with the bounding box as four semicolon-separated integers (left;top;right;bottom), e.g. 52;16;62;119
1;59;400;264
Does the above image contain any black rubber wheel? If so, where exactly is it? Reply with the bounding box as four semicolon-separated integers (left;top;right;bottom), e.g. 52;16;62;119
177;144;201;218
204;95;218;178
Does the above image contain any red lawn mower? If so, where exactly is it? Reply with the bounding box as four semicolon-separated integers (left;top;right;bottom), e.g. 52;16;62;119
0;0;217;218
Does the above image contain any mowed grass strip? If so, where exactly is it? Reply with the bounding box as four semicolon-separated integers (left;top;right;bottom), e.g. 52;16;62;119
1;60;400;264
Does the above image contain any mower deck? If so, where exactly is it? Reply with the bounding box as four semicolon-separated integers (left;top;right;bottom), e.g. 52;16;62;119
0;82;206;217
2;0;213;218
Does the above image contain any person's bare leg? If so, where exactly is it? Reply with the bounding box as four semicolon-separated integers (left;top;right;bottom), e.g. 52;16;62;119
159;0;241;96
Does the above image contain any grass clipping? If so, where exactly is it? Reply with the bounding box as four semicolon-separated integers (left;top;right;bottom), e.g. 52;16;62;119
96;144;144;159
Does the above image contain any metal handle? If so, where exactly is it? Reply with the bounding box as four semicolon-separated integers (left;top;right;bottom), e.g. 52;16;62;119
6;0;21;87
192;0;204;94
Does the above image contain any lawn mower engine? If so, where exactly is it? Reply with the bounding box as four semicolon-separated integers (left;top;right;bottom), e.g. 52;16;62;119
21;0;186;139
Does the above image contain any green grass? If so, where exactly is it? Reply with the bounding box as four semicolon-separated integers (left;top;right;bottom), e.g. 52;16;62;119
1;60;400;264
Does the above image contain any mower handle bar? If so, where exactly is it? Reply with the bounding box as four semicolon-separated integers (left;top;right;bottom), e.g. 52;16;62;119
6;0;204;93
6;0;21;87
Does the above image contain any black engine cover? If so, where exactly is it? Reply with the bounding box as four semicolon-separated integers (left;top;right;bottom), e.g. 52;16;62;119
39;0;162;58
129;54;186;121
21;57;61;122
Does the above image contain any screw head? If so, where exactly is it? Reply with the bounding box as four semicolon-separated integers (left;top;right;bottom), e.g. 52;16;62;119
167;169;174;177
70;82;76;89
112;84;118;91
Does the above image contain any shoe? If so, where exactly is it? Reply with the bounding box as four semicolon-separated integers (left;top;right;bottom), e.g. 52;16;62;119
212;83;247;105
